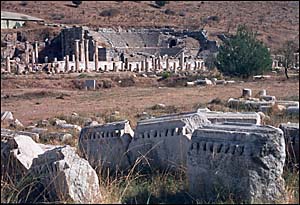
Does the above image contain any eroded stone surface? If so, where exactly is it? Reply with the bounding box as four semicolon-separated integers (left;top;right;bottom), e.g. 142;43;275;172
279;123;299;165
1;130;44;181
30;145;100;203
128;112;210;171
187;123;286;203
79;120;133;171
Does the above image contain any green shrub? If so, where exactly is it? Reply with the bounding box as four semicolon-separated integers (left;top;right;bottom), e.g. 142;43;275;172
216;25;272;78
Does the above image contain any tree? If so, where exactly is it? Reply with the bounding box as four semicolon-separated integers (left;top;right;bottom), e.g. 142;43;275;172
279;40;298;79
216;25;272;78
72;1;82;7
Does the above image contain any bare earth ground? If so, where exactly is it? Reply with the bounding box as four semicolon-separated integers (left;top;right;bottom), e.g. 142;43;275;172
1;72;299;128
1;1;299;51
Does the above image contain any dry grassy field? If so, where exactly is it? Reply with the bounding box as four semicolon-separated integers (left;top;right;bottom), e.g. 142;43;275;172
1;72;299;127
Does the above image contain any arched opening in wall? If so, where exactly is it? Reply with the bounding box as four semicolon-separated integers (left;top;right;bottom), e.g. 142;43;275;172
169;39;177;48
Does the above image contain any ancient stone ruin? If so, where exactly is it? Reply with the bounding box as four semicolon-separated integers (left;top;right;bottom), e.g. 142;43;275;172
128;112;211;171
187;123;286;203
279;123;299;165
79;120;134;171
30;145;100;203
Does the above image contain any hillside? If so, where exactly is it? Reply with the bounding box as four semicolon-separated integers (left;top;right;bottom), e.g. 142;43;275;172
1;1;299;52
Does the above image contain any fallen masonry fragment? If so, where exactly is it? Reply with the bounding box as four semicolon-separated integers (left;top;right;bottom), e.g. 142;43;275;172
279;123;299;165
30;145;101;203
79;120;134;171
187;123;286;203
1;131;44;181
128;112;211;171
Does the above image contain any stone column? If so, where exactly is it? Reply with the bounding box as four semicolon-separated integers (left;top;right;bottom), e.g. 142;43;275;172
6;56;11;73
34;41;39;63
25;41;29;65
44;56;48;63
113;62;116;72
136;63;140;73
166;57;169;71
151;57;155;71
72;54;75;63
158;57;161;71
85;39;89;72
141;60;145;72
180;51;184;69
75;40;80;72
104;65;107;72
32;50;35;64
80;40;85;63
94;40;99;72
173;62;177;73
145;58;149;73
65;55;69;72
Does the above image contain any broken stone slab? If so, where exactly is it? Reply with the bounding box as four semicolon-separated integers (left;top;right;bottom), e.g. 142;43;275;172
259;105;273;113
84;120;99;127
10;118;24;128
242;88;252;98
197;110;261;125
279;123;299;165
53;118;67;126
85;79;96;90
1;111;14;121
128;112;211;171
244;100;275;110
286;106;299;116
1;128;39;142
276;100;299;108
186;81;195;86
1;130;44;182
40;132;73;143
195;78;213;85
79;120;134;171
57;123;82;131
187;123;286;203
260;95;276;101
30;145;101;203
31;127;48;134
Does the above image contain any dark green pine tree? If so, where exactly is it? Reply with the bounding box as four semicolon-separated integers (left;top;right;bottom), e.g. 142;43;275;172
216;25;272;78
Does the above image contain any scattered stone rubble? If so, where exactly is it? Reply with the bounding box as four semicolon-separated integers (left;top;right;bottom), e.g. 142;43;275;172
228;88;299;116
1;129;100;203
2;105;297;203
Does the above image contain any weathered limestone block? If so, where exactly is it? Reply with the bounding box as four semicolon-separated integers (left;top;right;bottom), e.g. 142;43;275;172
128;113;211;171
1;131;44;181
40;132;73;143
276;100;299;108
260;95;276;101
286;106;299;116
85;79;96;90
30;145;100;203
1;111;14;121
244;100;275;110
187;123;286;203
57;123;81;131
198;110;261;125
79;120;134;171
242;88;252;98
1;128;39;142
279;123;299;164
